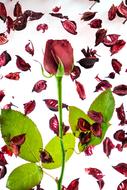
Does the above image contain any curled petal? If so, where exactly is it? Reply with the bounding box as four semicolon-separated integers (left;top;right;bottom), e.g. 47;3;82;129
36;23;48;33
0;152;7;166
13;1;22;17
108;4;117;20
25;10;44;21
6;16;14;33
70;66;81;81
49;114;59;135
89;19;102;28
94;80;112;92
103;34;120;47
113;85;127;96
103;137;115;157
52;6;61;13
113;163;127;177
85;167;104;180
84;145;94;156
0;90;5;102
78;57;99;69
16;55;31;71
49;13;68;19
14;14;28;31
75;80;86;100
116;104;126;125
114;130;125;142
106;72;115;79
81;12;97;21
97;179;105;190
117;179;127;190
77;118;90;131
25;40;34;56
44;99;68;111
90;123;102;137
0;2;7;22
67;178;79;190
117;1;127;18
110;40;126;55
0;51;11;67
23;100;36;115
5;72;20;80
111;59;122;74
10;134;26;146
88;110;103;123
0;165;7;180
95;29;107;46
0;33;8;45
79;132;91;145
40;150;54;163
1;145;13;156
32;80;47;93
61;20;77;35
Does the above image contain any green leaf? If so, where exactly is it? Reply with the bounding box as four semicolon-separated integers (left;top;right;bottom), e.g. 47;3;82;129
7;163;43;190
42;133;75;169
89;89;115;123
0;109;43;162
68;106;94;136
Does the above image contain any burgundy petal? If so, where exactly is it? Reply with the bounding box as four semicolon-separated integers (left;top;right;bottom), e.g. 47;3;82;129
116;104;126;125
49;13;68;19
75;80;86;100
94;80;112;92
85;167;104;180
108;4;117;20
0;152;7;166
16;55;31;71
43;99;68;111
84;145;94;156
90;123;102;137
67;178;79;190
5;72;20;80
40;150;54;163
0;51;11;67
10;144;20;156
32;80;47;93
0;2;7;22
52;6;61;13
36;24;48;33
97;179;105;190
81;12;97;21
3;102;15;110
70;66;81;81
25;40;34;56
113;85;127;96
1;145;13;156
24;10;44;21
117;179;127;190
113;163;127;177
77;118;91;132
103;137;115;157
0;90;5;102
78;57;99;69
13;14;28;31
111;59;122;74
114;130;125;142
79;132;91;145
116;144;123;152
103;34;120;47
106;72;115;79
23;100;36;115
95;29;107;46
110;40;126;55
88;110;103;123
10;134;26;145
81;47;98;58
0;33;8;45
49;114;59;135
0;166;7;180
117;1;127;18
61;20;77;35
13;1;22;17
89;19;102;28
6;16;14;33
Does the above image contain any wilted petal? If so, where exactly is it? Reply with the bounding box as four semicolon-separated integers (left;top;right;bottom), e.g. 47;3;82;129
106;72;115;79
0;51;11;67
110;40;126;55
78;57;99;69
111;59;122;74
40;150;54;163
79;132;91;145
16;55;31;71
49;114;59;135
23;100;36;115
94;80;112;92
13;1;22;17
117;179;127;190
89;19;102;28
116;104;126;125
108;4;117;20
95;29;107;46
84;145;94;156
97;179;105;190
0;152;7;166
10;134;26;146
0;2;7;22
117;1;127;18
6;16;14;33
10;144;20;156
113;85;127;96
103;34;120;47
61;20;77;35
70;66;81;81
116;144;123;152
49;13;68;19
113;163;127;177
14;14;28;31
103;137;115;157
0;33;8;45
85;167;104;180
52;6;61;12
81;12;97;21
25;40;34;56
77;118;90;131
3;102;16;110
32;80;47;93
0;165;7;180
5;72;20;80
25;10;44;21
88;110;103;123
67;178;79;190
75;80;86;100
0;90;5;102
44;99;68;111
90;123;102;137
114;130;126;142
36;24;48;33
1;145;13;156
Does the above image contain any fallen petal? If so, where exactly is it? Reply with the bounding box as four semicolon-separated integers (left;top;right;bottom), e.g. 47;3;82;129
16;55;31;71
88;110;103;123
70;66;81;81
89;19;102;28
52;6;61;13
81;11;97;21
117;179;127;190
0;51;11;67
40;150;54;163
111;59;122;74
32;80;47;93
0;152;7;166
75;80;86;100
0;2;7;22
90;123;102;137
10;134;26;145
49;114;59;135
25;40;34;56
95;29;107;46
113;85;127;96
116;104;126;125
36;23;48;33
44;99;68;111
103;137;115;157
67;178;79;190
108;4;117;20
114;130;125;142
13;1;22;17
0;166;7;180
77;118;91;132
23;100;36;115
61;20;77;35
0;33;8;45
5;72;20;80
0;90;5;102
1;145;13;156
84;145;94;156
85;167;104;180
97;179;105;190
110;40;126;55
113;163;127;177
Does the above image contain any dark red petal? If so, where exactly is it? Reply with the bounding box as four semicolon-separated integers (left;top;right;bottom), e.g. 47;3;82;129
25;40;34;56
10;134;26;146
5;72;20;80
116;104;126;125
0;51;11;67
0;166;7;179
108;4;117;20
88;110;103;123
0;2;7;22
67;178;79;190
94;80;112;92
90;123;102;137
111;59;122;74
49;114;59;135
117;1;127;18
62;124;69;135
97;179;105;190
78;57;99;69
61;20;77;35
32;80;47;93
113;163;127;177
14;14;28;31
84;145;94;156
103;137;115;157
40;150;54;163
0;33;8;45
81;12;97;21
106;72;115;79
10;144;20;156
3;102;14;110
43;99;68;111
110;40;126;55
75;80;86;100
16;55;31;71
103;34;120;47
49;13;68;19
24;10;44;21
52;6;61;12
95;29;107;46
114;130;125;142
113;85;127;96
77;118;90;132
23;100;36;115
36;24;48;33
85;167;104;180
1;145;13;156
13;1;22;17
81;47;98;57
70;66;81;81
0;152;7;166
6;16;14;33
0;90;5;102
79;132;91;145
117;179;127;190
89;19;102;28
116;144;123;152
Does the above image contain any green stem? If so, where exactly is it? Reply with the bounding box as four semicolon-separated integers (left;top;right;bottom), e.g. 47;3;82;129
56;76;65;190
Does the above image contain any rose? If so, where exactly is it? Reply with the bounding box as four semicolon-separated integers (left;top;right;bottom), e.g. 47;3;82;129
43;39;74;75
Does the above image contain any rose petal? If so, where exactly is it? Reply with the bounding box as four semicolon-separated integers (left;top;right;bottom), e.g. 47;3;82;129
43;99;68;111
24;10;44;21
0;2;7;22
106;72;115;79
0;152;7;166
10;134;26;145
113;163;127;177
113;85;127;96
0;166;7;180
116;144;123;152
36;24;48;33
84;145;94;156
95;29;107;46
49;13;68;19
117;1;127;18
23;100;36;115
0;51;11;67
16;55;31;71
103;34;120;47
49;114;59;135
25;40;34;56
89;19;102;28
0;33;8;45
5;72;20;80
81;12;97;21
88;110;103;123
78;57;99;69
6;16;14;33
111;59;122;74
75;80;86;100
97;179;105;190
70;66;81;81
1;145;13;156
117;179;127;190
110;40;126;55
79;132;91;145
61;20;77;35
90;123;102;137
85;167;104;180
116;104;126;125
40;150;54;163
14;14;28;31
52;6;61;13
13;1;22;17
103;137;115;157
77;118;91;132
67;178;79;190
32;80;47;93
108;4;117;20
0;90;5;102
114;130;125;142
94;80;112;92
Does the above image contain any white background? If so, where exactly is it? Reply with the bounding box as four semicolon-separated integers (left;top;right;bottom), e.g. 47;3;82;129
0;0;127;189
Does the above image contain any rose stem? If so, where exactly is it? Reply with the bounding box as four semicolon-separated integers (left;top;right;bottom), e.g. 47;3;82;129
56;76;65;190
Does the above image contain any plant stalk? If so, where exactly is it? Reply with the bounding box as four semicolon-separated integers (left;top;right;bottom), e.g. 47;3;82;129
56;76;65;190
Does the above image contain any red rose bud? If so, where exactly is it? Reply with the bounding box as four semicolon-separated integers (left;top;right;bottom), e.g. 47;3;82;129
43;40;74;75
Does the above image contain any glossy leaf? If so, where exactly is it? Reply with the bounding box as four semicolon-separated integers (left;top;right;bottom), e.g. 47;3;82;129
42;133;75;169
89;89;115;123
7;163;43;190
0;109;43;162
